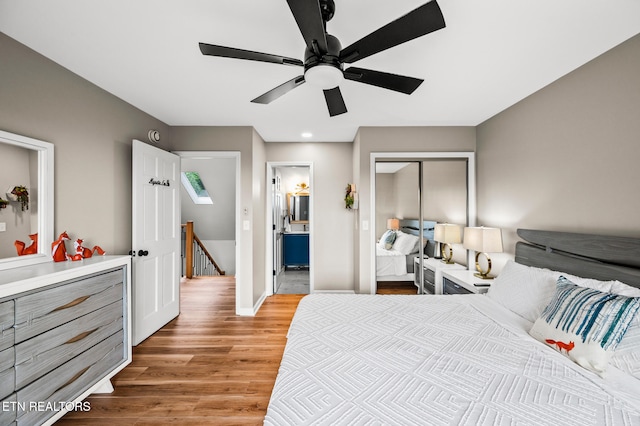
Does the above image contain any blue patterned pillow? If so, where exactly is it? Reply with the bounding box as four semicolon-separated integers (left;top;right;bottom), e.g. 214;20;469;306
529;275;640;376
380;230;397;250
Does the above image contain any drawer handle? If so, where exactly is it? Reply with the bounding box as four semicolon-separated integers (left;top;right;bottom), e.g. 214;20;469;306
65;328;98;345
52;295;91;312
53;366;90;394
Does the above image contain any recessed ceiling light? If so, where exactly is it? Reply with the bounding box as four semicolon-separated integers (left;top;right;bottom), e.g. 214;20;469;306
301;132;313;138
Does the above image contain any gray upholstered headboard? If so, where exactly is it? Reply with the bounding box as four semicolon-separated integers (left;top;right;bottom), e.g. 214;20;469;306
515;229;640;289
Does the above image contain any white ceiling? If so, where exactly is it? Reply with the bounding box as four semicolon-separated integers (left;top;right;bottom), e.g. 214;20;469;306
1;1;639;142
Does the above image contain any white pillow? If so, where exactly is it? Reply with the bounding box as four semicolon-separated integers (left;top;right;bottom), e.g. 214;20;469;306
392;231;420;255
487;260;623;323
611;280;640;297
609;280;640;378
486;260;557;323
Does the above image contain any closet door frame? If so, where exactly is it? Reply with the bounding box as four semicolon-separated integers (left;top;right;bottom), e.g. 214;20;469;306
369;152;476;295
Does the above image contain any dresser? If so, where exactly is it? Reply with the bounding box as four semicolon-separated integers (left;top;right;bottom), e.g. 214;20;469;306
441;269;493;295
413;257;465;294
0;256;131;426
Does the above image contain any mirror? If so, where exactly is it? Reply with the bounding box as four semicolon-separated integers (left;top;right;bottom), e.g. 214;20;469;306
0;130;54;271
288;194;309;223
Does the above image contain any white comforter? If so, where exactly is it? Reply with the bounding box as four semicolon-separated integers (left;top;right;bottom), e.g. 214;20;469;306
376;246;408;277
265;294;640;426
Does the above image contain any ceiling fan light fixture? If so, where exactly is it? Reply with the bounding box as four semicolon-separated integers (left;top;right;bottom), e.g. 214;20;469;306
304;64;343;90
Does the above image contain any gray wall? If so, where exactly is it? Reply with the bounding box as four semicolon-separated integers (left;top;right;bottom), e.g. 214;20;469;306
477;33;640;273
0;32;172;256
169;126;266;312
180;157;235;241
266;142;355;291
353;127;477;292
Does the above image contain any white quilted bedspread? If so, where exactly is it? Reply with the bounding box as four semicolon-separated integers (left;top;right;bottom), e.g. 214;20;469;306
264;294;640;426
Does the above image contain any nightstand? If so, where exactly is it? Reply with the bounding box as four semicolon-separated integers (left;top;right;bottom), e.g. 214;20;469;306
414;257;465;295
441;269;493;295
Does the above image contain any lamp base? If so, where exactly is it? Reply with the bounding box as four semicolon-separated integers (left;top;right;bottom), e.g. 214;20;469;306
440;243;454;264
473;272;494;280
474;252;494;279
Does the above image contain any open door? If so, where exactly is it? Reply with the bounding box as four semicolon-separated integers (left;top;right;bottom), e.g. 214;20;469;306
132;140;181;345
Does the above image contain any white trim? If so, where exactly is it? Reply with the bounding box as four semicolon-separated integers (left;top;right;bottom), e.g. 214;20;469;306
266;162;314;297
369;151;476;295
237;291;267;316
173;151;242;314
0;130;54;271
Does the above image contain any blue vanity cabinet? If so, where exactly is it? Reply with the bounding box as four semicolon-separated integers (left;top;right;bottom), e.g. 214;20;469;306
283;233;309;267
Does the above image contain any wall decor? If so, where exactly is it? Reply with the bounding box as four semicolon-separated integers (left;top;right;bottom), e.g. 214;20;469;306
0;198;7;209
7;185;29;211
345;183;357;210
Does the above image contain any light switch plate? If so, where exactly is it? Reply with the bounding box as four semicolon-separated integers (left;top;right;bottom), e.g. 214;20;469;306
0;222;5;232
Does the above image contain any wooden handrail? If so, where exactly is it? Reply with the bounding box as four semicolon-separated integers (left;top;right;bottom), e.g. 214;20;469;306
182;221;225;278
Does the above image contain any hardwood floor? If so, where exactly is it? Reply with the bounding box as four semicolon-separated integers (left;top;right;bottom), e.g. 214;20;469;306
58;277;410;424
58;276;304;425
376;280;418;294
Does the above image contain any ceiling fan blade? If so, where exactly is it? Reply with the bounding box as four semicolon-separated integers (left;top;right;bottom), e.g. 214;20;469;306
323;87;347;117
339;0;445;64
344;67;423;94
286;0;328;53
199;43;303;67
251;75;306;104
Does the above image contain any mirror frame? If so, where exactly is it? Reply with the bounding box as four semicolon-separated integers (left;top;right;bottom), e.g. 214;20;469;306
0;130;54;271
369;151;476;294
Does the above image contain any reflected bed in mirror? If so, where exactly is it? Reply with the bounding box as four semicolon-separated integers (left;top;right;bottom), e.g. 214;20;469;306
0;130;54;270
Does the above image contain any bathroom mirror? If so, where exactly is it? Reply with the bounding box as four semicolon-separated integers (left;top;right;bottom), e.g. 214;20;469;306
0;130;54;271
288;193;309;223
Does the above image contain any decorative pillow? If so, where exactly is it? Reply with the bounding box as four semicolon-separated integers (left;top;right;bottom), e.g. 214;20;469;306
392;231;420;255
529;276;640;376
609;280;640;378
379;230;397;250
486;260;557;322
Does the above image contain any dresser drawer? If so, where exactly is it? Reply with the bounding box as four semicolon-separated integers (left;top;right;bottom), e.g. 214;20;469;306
15;299;123;389
0;393;17;425
17;331;124;426
0;346;15;400
14;269;123;343
0;301;14;352
443;277;473;295
422;268;435;294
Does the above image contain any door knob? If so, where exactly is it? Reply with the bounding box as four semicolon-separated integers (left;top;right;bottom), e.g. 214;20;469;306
138;250;149;256
128;250;135;256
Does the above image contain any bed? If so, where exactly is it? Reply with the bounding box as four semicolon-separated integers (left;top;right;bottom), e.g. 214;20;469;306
265;229;640;425
376;220;437;281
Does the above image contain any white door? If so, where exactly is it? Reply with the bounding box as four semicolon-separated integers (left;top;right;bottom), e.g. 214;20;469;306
132;140;180;345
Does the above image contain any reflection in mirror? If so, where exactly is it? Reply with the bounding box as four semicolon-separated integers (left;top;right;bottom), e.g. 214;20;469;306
0;130;54;270
288;194;309;222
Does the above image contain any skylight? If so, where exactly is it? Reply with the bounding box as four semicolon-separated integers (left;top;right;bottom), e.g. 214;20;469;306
181;171;213;204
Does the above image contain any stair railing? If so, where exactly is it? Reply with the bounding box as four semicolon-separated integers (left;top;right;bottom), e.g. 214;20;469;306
181;221;225;278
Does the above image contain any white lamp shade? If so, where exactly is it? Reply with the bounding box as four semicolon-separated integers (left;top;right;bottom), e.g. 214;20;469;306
387;218;400;230
463;227;503;253
434;223;461;244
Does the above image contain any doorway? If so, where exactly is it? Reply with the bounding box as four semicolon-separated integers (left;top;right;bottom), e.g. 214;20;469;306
174;151;241;307
267;162;313;295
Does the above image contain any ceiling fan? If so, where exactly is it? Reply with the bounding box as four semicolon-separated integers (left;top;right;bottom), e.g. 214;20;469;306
199;0;445;117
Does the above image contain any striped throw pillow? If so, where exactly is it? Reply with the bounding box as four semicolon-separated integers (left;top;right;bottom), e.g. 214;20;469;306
529;275;640;376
